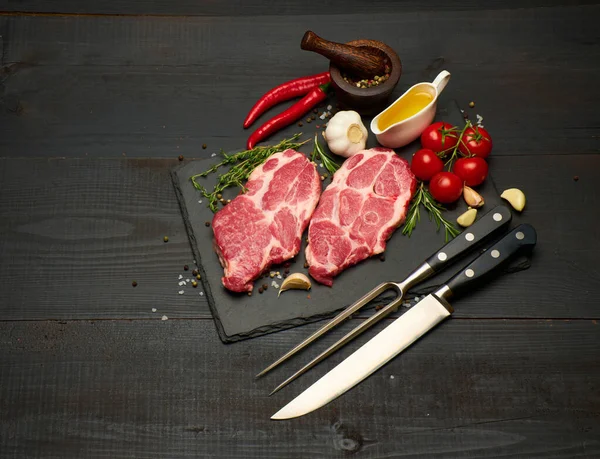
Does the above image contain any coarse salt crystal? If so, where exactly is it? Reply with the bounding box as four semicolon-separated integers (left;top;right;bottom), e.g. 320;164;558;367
277;275;282;279
211;153;217;157
319;114;326;120
178;281;184;286
319;163;323;168
152;308;157;313
186;279;190;282
178;290;184;295
327;105;332;110
271;281;279;289
198;200;202;204
161;315;168;321
199;292;204;296
390;375;395;379
178;275;183;280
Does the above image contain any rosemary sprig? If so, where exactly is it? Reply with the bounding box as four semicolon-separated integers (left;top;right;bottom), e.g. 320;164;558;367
402;182;461;242
311;134;340;176
190;134;308;212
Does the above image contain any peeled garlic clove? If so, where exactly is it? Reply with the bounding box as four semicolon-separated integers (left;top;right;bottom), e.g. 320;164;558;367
463;185;485;208
278;273;312;297
457;208;478;227
501;188;526;211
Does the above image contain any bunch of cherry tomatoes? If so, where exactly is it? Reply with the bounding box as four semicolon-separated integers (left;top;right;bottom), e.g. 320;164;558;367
410;121;493;204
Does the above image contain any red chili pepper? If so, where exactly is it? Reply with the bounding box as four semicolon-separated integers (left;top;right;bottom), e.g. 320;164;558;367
243;72;331;129
246;83;330;150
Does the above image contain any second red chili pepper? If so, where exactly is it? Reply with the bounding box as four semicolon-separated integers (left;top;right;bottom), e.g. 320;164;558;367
243;72;331;129
246;82;330;150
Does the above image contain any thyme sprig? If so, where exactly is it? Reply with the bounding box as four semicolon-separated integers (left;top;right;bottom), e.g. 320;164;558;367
190;134;308;212
402;182;460;242
311;134;340;176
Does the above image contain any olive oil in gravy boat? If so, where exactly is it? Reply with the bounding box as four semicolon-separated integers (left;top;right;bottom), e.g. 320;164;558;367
370;70;451;148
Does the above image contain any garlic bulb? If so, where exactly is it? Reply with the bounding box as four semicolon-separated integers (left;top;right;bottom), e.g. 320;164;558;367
323;110;368;157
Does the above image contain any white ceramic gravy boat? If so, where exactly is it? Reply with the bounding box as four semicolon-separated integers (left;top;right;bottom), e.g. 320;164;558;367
370;70;451;148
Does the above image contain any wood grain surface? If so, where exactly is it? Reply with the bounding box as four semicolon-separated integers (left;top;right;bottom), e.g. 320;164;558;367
1;319;599;458
1;0;599;457
1;5;599;157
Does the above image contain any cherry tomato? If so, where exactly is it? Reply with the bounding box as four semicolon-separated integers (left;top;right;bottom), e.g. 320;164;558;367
453;157;489;187
429;172;463;204
421;122;459;154
459;126;493;158
410;148;444;181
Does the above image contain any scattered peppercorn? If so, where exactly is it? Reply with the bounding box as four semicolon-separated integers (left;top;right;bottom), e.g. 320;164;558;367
313;108;318;114
192;269;198;276
196;274;201;280
304;262;309;269
258;287;264;294
163;236;169;243
298;122;303;127
380;254;386;262
311;115;316;121
284;268;290;274
262;283;268;290
306;118;312;123
316;125;320;129
132;281;138;287
247;292;252;296
184;265;189;271
216;193;222;199
469;101;475;108
192;280;198;288
574;175;580;181
227;199;231;204
178;155;184;161
323;173;328;179
202;144;207;149
205;221;211;227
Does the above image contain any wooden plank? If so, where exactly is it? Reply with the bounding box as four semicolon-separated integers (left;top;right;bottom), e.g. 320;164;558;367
1;0;596;16
0;319;599;458
0;154;598;321
0;158;213;320
1;5;599;157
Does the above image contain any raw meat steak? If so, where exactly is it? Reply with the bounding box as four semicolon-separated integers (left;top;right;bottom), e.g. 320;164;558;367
306;148;416;286
212;149;321;293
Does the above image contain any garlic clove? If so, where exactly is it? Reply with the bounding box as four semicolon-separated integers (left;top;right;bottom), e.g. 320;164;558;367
500;188;526;211
463;185;485;208
457;208;478;227
278;273;312;297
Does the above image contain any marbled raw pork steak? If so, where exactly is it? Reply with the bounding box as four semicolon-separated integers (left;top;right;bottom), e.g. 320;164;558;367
306;148;416;286
212;149;321;293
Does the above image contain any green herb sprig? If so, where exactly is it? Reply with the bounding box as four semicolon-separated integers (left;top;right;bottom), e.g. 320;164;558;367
190;134;308;212
311;134;340;176
402;182;460;242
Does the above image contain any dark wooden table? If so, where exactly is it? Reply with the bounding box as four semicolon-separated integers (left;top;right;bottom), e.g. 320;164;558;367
1;1;599;457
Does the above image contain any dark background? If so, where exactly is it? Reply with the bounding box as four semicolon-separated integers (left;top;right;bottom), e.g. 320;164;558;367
1;1;599;457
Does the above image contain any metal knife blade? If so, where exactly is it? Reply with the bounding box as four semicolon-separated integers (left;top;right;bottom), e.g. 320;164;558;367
271;294;453;420
271;224;537;420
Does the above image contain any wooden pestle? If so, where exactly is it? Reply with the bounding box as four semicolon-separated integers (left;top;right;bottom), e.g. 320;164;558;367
301;31;387;79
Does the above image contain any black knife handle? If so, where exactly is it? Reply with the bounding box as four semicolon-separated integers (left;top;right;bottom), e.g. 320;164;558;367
442;224;537;299
425;205;512;272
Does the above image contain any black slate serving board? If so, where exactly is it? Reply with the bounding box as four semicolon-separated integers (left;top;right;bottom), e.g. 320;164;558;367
171;101;526;343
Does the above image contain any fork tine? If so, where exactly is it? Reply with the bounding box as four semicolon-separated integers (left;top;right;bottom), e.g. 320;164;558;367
270;294;404;394
255;282;396;378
